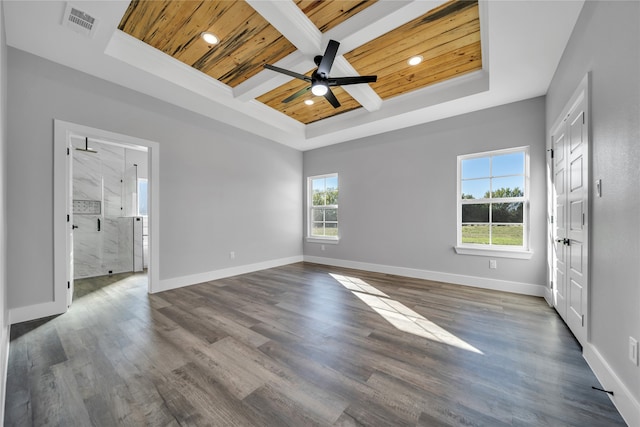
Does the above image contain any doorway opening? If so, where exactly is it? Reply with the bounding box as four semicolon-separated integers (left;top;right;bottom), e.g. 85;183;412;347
70;136;148;305
54;121;160;313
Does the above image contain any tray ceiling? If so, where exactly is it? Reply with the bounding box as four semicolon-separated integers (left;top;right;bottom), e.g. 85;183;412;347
118;0;482;125
2;0;585;150
118;1;297;87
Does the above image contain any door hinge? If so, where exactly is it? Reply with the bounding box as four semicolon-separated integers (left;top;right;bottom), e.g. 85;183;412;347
582;213;585;225
547;148;554;159
67;214;70;222
581;315;584;327
550;215;554;224
67;147;70;155
550;280;553;289
67;281;70;289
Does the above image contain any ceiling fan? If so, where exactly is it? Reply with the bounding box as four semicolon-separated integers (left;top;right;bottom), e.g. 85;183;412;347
263;39;377;108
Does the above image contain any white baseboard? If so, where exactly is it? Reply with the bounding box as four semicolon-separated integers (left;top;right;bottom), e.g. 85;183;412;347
304;256;546;297
8;257;305;321
156;256;304;293
9;300;66;325
583;344;640;426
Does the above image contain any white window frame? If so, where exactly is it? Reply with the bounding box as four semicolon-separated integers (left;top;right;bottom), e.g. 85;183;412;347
455;146;533;259
307;173;339;244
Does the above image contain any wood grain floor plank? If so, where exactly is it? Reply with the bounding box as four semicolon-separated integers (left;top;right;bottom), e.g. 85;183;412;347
192;305;271;348
242;384;327;427
108;361;179;426
170;361;268;426
4;332;31;427
211;335;349;423
5;265;626;426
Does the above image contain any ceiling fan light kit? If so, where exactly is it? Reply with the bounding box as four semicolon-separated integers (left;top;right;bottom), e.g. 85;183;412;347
311;82;328;96
264;39;377;109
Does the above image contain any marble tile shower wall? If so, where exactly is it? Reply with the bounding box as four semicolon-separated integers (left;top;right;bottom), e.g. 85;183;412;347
73;141;139;279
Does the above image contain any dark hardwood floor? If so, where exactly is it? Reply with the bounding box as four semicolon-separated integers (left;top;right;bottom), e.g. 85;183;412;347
5;263;625;426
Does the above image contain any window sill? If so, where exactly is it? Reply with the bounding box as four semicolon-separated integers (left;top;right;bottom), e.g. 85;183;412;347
454;246;533;259
306;237;340;245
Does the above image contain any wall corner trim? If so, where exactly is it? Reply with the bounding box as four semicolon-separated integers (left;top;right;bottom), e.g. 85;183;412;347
156;256;304;293
303;256;546;297
583;344;640;426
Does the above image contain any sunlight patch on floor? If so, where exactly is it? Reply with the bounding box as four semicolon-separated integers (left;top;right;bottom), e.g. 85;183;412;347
329;273;483;354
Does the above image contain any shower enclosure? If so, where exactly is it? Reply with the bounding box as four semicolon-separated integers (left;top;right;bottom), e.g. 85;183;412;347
72;137;146;279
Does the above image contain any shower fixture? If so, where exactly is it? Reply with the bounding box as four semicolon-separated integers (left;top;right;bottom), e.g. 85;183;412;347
75;137;97;153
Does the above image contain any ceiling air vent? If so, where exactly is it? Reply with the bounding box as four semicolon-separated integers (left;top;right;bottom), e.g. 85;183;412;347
62;3;98;38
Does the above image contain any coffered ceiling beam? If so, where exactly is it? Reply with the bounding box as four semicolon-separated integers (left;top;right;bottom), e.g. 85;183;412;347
324;0;449;53
239;0;449;112
233;51;315;102
331;57;382;112
246;0;321;54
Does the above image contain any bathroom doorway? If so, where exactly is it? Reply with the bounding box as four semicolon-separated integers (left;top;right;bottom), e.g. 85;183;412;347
54;120;160;312
70;136;148;305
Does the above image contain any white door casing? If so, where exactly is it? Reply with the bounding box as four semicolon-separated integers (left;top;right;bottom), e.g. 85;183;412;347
54;120;161;316
551;122;567;320
67;142;74;307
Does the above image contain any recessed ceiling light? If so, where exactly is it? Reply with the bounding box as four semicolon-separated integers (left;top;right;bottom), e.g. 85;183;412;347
304;100;314;106
201;32;219;45
408;55;423;66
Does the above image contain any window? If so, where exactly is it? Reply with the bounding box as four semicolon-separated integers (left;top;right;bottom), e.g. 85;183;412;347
456;147;530;257
308;174;338;241
137;178;148;216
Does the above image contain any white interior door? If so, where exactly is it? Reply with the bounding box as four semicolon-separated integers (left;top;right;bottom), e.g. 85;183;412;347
566;100;588;344
549;76;589;346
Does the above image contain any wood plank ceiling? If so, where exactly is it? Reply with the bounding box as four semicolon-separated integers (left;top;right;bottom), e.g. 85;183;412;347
118;0;482;125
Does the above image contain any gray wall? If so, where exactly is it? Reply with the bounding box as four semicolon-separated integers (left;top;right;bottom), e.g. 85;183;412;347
7;48;302;309
0;1;9;420
546;1;640;405
303;97;547;289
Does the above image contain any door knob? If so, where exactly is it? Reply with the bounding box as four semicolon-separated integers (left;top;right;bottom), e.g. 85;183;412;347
72;225;79;229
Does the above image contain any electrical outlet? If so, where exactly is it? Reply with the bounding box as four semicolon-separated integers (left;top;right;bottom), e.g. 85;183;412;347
229;251;235;260
629;337;638;366
489;259;497;269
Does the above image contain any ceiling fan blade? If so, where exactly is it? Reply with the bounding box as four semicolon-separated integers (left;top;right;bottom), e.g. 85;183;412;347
317;39;340;77
324;88;341;108
282;86;311;103
264;64;311;82
329;75;378;86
